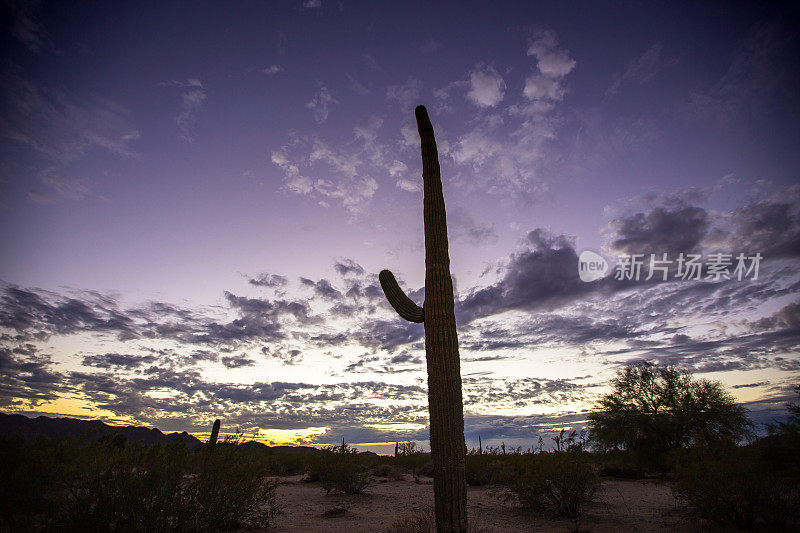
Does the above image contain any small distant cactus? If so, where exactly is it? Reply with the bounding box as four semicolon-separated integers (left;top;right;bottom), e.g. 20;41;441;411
379;105;467;532
208;419;220;446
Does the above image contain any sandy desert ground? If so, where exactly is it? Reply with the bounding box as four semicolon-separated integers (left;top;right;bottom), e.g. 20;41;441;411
269;474;740;532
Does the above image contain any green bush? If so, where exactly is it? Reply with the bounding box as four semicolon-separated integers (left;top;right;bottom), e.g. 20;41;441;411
496;452;600;518
672;443;799;529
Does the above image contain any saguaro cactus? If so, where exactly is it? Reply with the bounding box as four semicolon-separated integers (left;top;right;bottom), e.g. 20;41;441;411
379;105;467;532
208;419;220;446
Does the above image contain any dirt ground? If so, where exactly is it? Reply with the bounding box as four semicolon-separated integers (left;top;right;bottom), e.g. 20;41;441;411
269;474;733;532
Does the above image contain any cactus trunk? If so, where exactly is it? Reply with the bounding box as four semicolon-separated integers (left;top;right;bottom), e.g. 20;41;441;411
379;105;467;532
208;419;220;446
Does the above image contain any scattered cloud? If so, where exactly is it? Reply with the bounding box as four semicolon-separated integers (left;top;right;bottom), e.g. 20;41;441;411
524;29;575;103
606;43;665;98
466;64;506;107
0;73;140;163
684;19;800;124
386;77;422;109
306;83;338;123
160;78;207;142
248;273;289;288
262;65;283;75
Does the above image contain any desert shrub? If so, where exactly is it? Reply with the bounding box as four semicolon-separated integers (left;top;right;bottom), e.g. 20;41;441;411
49;439;191;531
394;450;431;473
267;451;308;476
320;454;370;494
595;449;645;479
1;435;279;531
496;452;600;518
414;459;435;478
672;443;799;529
373;462;405;480
309;442;371;494
0;436;86;530
465;454;502;486
180;441;279;530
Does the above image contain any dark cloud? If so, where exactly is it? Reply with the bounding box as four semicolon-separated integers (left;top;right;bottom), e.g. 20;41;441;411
611;204;709;256
81;353;157;369
350;319;425;352
334;259;365;277
248;273;288;287
299;278;343;301
449;205;498;246
456;229;598;323
0;347;67;408
0;285;138;341
262;346;303;365
221;354;255;368
727;199;800;259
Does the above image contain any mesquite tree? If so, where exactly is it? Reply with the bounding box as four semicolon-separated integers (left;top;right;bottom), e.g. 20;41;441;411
379;105;467;532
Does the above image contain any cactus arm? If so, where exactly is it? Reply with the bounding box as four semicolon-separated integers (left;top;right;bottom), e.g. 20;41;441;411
379;269;424;323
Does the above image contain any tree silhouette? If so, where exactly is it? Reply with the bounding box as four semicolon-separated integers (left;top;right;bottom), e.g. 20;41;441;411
589;361;751;459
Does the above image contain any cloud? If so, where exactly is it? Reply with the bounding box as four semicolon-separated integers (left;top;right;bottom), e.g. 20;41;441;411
81;353;157;370
683;19;800;125
248;273;288;288
306;84;338;123
347;74;371;95
175;82;206;142
221;354;255;368
527;29;577;78
300;277;343;301
271;127;385;214
262;65;283;75
386;78;422;109
271;149;313;194
0;73;140;164
5;0;49;52
523;29;575;103
610;204;710;256
466;64;506;107
0;347;66;408
724;198;800;259
456;229;592;323
606;43;665;98
448;205;498;246
334;259;365;277
28;167;92;204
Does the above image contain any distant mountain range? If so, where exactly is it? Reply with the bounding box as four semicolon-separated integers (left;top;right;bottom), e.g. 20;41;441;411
0;413;356;455
0;412;205;451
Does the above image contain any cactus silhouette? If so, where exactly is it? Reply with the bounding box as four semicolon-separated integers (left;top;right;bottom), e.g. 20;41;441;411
379;105;467;532
208;419;220;446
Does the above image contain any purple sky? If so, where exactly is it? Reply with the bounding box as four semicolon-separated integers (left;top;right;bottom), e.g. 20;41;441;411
1;1;798;452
